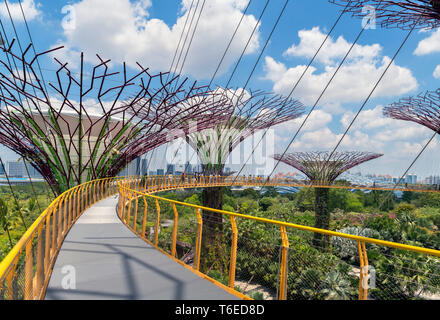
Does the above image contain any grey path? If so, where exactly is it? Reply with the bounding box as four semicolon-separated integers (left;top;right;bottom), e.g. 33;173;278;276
45;196;239;300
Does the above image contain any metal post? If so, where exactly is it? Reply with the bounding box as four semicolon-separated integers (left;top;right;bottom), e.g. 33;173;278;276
279;226;289;300
154;198;161;247
228;216;238;288
171;203;179;257
194;208;203;271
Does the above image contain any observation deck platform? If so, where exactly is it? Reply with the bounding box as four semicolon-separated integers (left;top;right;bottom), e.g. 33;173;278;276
44;196;239;300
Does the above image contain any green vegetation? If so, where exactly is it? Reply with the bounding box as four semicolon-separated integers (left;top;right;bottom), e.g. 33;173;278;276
0;183;55;261
154;186;440;300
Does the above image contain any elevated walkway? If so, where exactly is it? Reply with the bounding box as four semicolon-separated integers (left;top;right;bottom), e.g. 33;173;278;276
45;196;239;300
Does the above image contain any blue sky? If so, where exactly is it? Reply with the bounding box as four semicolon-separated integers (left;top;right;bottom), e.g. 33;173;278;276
1;0;440;180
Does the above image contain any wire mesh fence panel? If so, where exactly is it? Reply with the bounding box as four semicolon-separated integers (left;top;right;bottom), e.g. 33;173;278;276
285;233;359;300
175;209;198;267
365;247;440;300
234;221;280;300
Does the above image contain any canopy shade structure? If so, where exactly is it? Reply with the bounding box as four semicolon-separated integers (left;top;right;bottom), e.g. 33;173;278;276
272;151;383;248
186;88;306;175
272;151;384;183
383;89;440;134
329;0;440;30
0;42;221;194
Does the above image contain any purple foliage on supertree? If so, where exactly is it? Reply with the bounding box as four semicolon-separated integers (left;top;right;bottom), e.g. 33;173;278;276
272;151;383;183
185;88;306;175
383;88;440;133
329;0;440;30
0;41;227;194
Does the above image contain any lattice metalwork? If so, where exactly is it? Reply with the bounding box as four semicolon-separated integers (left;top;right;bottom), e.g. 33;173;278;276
330;0;440;30
0;42;226;194
383;89;440;134
186;88;306;175
272;151;384;183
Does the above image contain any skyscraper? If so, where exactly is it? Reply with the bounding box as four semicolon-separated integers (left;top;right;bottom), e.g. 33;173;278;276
166;164;175;175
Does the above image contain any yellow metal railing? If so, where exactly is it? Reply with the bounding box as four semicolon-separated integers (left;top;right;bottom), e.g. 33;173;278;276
0;177;127;300
1;174;440;300
117;175;440;301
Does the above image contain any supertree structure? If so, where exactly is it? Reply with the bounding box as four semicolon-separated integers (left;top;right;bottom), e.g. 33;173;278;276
383;89;440;134
329;0;440;30
0;42;226;195
183;88;305;272
272;151;383;248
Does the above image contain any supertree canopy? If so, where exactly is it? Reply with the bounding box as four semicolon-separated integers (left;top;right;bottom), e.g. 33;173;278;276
186;88;306;176
383;89;440;134
273;151;384;183
329;0;440;30
0;43;226;194
272;151;383;249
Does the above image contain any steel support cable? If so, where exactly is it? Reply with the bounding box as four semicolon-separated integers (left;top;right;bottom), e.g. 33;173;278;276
160;0;207;171
165;0;265;173
324;18;419;167
5;0;47;211
230;0;353;186
361;131;437;233
170;0;201;79
170;0;278;182
174;0;207;82
154;0;205;175
175;0;289;189
261;8;377;188
208;0;253;88
17;0;48;94
0;15;44;212
164;0;197;85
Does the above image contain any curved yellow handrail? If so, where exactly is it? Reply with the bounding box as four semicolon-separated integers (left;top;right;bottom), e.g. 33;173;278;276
1;174;439;300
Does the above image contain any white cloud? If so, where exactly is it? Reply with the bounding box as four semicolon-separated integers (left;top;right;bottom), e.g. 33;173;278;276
0;0;41;21
284;27;382;65
263;28;418;107
434;65;440;79
53;0;260;79
414;29;440;56
274;109;332;135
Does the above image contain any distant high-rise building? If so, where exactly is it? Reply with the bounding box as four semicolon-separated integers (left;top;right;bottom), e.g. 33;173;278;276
0;163;5;175
27;164;43;178
185;162;193;174
166;164;175;174
118;159;138;176
427;175;440;185
406;174;417;184
157;169;164;175
8;161;25;177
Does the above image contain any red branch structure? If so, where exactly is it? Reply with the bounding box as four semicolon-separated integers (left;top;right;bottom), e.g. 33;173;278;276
272;151;383;248
186;88;306;175
383;89;440;133
330;0;440;29
0;42;227;194
272;151;384;183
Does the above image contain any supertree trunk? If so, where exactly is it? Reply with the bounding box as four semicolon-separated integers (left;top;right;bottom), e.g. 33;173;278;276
313;187;331;249
200;186;228;273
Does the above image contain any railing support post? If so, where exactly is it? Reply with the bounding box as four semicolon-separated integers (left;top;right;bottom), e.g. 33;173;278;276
228;216;238;288
35;224;43;298
171;203;179;257
279;226;289;300
154;199;161;247
358;241;369;300
24;237;33;300
142;196;148;240
194;208;203;271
